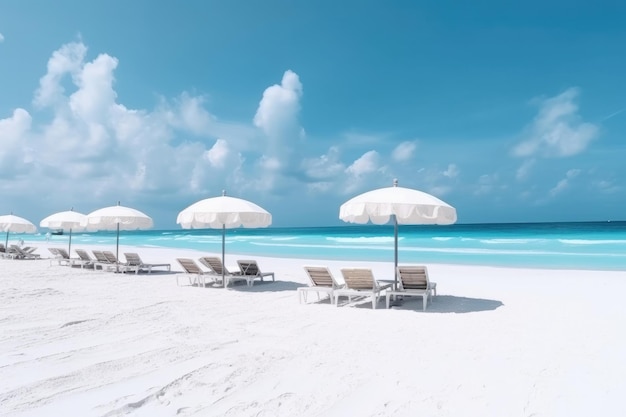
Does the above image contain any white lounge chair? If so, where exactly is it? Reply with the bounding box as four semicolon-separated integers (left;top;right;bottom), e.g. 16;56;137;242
385;265;437;310
92;250;118;272
199;256;249;287
74;249;96;269
176;258;217;287
124;252;171;274
335;268;392;309
236;259;275;285
9;245;41;260
103;251;136;273
298;266;344;304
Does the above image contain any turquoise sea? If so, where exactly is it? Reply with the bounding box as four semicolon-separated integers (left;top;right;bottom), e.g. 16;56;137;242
25;221;626;271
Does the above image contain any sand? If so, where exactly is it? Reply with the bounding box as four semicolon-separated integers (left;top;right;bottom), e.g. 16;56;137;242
1;243;626;416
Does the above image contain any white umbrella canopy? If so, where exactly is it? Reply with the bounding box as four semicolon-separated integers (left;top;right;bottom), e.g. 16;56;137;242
39;209;87;255
83;203;154;270
0;214;38;248
177;192;272;286
339;179;457;288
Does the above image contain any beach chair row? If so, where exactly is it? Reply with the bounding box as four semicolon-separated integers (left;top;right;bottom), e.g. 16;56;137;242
0;243;41;260
48;248;171;274
176;257;274;288
298;265;437;310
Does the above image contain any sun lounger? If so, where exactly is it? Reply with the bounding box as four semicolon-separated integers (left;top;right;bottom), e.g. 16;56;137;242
48;247;70;266
386;265;437;310
123;252;171;274
198;256;249;287
92;250;118;272
298;266;344;304
74;249;96;269
335;268;393;309
176;258;218;287
102;251;136;273
9;245;41;260
236;259;275;285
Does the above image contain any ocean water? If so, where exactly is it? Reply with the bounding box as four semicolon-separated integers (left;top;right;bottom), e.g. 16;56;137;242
24;221;626;271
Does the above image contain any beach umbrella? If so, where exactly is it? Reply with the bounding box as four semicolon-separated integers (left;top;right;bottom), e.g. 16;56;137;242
339;179;457;289
83;202;153;272
176;191;272;287
39;209;87;255
0;214;37;249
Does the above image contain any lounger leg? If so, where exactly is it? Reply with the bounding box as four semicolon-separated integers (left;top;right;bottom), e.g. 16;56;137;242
423;294;427;311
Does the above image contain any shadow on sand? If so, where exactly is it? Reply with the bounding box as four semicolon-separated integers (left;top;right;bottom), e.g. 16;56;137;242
333;294;503;313
181;280;303;293
233;280;302;293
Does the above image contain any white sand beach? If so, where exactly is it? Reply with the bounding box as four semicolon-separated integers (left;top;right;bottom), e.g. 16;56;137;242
1;244;626;416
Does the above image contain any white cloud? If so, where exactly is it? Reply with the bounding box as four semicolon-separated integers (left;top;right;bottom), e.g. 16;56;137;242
0;108;33;174
346;151;380;177
253;70;304;145
34;42;87;108
593;180;621;194
442;163;459;179
0;40;297;218
302;146;345;180
516;159;535;181
203;139;230;168
513;88;599;158
549;169;581;197
0;33;4;43
392;141;417;161
343;151;382;193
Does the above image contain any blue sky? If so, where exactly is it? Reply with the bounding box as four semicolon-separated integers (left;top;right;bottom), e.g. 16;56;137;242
1;1;625;229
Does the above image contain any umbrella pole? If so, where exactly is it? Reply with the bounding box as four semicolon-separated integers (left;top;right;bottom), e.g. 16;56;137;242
4;230;8;249
116;223;120;273
222;225;226;288
68;228;73;256
394;215;398;290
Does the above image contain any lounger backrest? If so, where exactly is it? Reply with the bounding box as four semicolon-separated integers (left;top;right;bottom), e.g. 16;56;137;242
304;266;336;288
48;248;60;256
177;258;202;274
341;268;376;290
75;249;92;261
124;253;142;266
397;266;429;290
92;250;109;263
103;251;118;263
57;248;71;259
237;260;260;276
200;257;225;275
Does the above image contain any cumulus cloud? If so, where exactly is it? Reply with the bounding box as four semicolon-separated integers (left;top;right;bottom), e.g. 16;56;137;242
34;42;87;108
0;33;4;42
516;159;535;181
0;108;33;174
513;88;599;158
301;147;345;181
346;151;380;177
392;141;417;161
550;169;581;197
0;40;299;220
342;151;383;193
203;139;230;168
442;163;459;179
253;70;304;145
